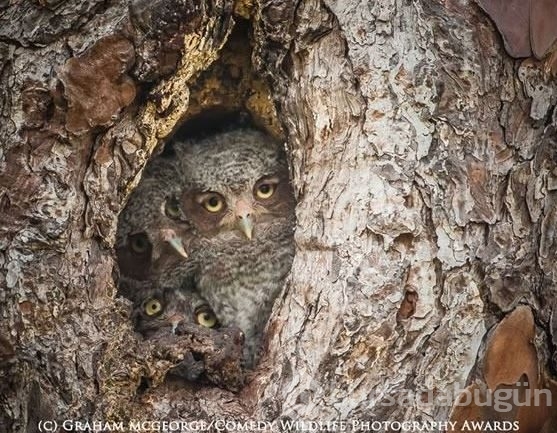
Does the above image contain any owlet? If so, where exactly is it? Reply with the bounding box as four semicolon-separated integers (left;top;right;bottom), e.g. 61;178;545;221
116;157;190;285
173;127;296;366
131;281;245;390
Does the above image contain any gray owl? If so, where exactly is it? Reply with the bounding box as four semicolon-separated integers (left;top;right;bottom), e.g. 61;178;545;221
116;157;191;285
132;284;219;337
131;282;245;390
173;128;296;367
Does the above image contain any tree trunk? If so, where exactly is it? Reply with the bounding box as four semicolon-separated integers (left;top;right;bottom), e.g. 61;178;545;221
1;0;556;432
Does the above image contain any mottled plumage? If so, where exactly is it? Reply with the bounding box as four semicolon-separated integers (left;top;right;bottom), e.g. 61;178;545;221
173;128;296;366
116;157;191;285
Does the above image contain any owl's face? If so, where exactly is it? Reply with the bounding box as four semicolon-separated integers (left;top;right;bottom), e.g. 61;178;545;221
117;173;190;281
133;287;220;338
176;129;295;241
181;171;293;240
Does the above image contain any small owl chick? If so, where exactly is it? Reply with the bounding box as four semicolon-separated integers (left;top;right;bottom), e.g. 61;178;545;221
131;282;245;390
116;157;191;283
133;284;220;338
173;127;296;367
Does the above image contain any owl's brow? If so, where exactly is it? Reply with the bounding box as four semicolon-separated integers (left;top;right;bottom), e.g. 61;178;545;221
256;175;280;184
194;191;224;203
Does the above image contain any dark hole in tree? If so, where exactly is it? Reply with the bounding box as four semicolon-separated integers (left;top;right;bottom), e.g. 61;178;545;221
114;21;296;393
136;377;151;395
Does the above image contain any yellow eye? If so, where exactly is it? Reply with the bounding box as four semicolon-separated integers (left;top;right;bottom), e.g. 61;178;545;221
195;306;218;328
165;197;181;219
130;233;150;254
203;195;224;213
255;182;276;199
144;298;163;316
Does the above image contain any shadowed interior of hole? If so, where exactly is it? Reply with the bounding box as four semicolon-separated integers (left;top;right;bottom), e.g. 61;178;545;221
165;108;256;152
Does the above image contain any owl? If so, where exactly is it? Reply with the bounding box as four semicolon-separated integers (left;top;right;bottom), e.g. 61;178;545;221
132;284;219;338
173;127;296;366
116;157;191;284
131;282;245;390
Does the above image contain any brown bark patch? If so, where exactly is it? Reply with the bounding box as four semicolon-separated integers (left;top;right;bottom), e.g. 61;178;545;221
450;306;556;431
396;287;418;320
530;0;557;59
484;306;536;389
476;0;530;57
477;0;557;59
59;35;136;134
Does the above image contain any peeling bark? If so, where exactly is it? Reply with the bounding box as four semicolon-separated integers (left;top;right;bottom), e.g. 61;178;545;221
1;0;557;431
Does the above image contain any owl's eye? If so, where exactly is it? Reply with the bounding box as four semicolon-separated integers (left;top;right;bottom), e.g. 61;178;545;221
255;182;276;199
130;233;150;254
195;305;218;328
165;196;181;219
202;194;225;213
144;298;163;316
254;177;279;200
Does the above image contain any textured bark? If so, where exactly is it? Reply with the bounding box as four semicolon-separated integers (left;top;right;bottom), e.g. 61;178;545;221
1;0;557;432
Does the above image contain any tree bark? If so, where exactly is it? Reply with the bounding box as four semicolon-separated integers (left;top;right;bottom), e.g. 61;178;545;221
1;0;556;432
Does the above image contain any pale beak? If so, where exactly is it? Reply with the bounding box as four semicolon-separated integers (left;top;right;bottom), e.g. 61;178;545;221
167;236;188;258
161;228;188;258
238;215;254;240
169;313;185;335
235;199;254;240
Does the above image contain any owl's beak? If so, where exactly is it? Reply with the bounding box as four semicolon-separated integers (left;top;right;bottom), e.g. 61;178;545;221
169;313;185;335
236;199;254;240
161;228;188;258
238;215;253;240
167;237;188;258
